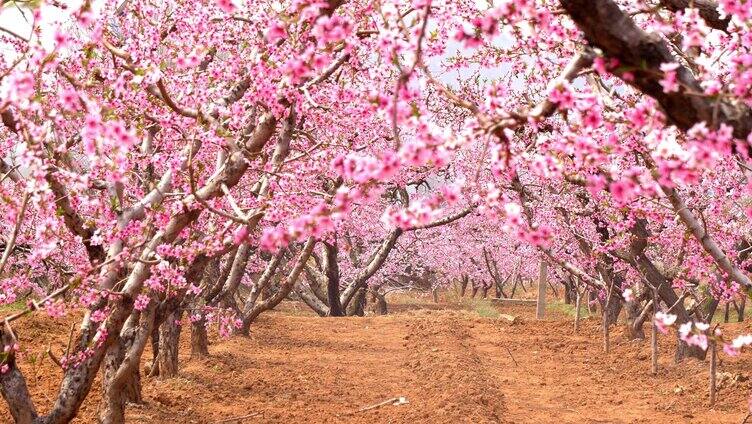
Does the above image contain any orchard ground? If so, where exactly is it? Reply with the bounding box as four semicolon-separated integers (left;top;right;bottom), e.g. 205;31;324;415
2;292;752;424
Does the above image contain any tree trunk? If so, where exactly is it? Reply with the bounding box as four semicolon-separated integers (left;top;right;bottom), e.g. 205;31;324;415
480;284;489;299
705;297;720;322
366;289;388;315
156;311;183;378
624;299;646;340
0;328;38;423
324;241;345;316
602;290;623;327
563;278;572;304
459;275;468;297
190;317;209;358
518;276;528;293
100;321;142;424
738;296;746;322
346;287;366;316
99;306;155;424
536;260;547;320
432;287;439;303
296;278;330;317
588;290;597;314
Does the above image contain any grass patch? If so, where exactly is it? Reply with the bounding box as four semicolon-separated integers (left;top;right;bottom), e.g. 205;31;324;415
471;299;500;318
709;302;752;324
546;300;591;319
0;299;27;315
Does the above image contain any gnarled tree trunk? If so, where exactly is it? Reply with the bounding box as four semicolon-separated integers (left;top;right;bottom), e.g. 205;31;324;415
99;305;155;424
155;310;183;378
367;289;388;315
346;287;366;316
190;316;209;358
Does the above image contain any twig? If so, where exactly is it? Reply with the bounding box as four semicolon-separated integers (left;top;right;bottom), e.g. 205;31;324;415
505;346;519;367
0;191;30;276
46;347;63;369
213;412;260;423
65;322;75;359
347;397;401;415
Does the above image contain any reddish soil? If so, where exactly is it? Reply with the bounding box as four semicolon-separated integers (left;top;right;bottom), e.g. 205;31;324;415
2;296;752;423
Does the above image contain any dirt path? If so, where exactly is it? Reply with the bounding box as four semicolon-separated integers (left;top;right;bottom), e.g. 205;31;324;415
3;300;752;423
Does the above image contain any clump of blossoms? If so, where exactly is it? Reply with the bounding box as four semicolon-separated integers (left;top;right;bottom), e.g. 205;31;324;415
654;313;752;357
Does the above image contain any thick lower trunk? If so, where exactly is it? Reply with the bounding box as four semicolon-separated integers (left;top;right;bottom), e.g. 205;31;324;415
156;311;182;378
588;291;598;314
0;328;38;423
191;318;209;358
601;291;622;327
99;306;154;424
625;300;647;340
327;280;344;316
738;296;746;322
459;276;468;297
704;298;719;322
346;287;366;316
296;278;330;317
99;363;142;424
563;280;572;304
324;242;345;316
366;289;388;315
237;319;251;337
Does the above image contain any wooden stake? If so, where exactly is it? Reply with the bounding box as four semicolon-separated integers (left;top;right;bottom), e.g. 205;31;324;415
574;289;581;334
710;339;717;406
536;259;547;320
214;412;260;423
346;397;406;415
603;313;610;354
651;287;658;375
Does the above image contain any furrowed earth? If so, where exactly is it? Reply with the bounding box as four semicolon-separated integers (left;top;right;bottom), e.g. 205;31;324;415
2;294;751;423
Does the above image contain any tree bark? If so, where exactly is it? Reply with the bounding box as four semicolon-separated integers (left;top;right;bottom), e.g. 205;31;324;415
295;276;329;317
563;277;573;305
190;316;209;358
156;310;183;378
0;328;38;423
628;219;705;361
324;241;344;316
346;287;367;316
624;300;653;340
560;0;752;141
480;284;489;299
738;296;746;322
99;305;155;424
242;238;316;327
367;289;388;315
340;229;402;309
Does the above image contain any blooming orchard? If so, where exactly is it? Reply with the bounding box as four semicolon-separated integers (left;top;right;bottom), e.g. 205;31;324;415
0;0;752;422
